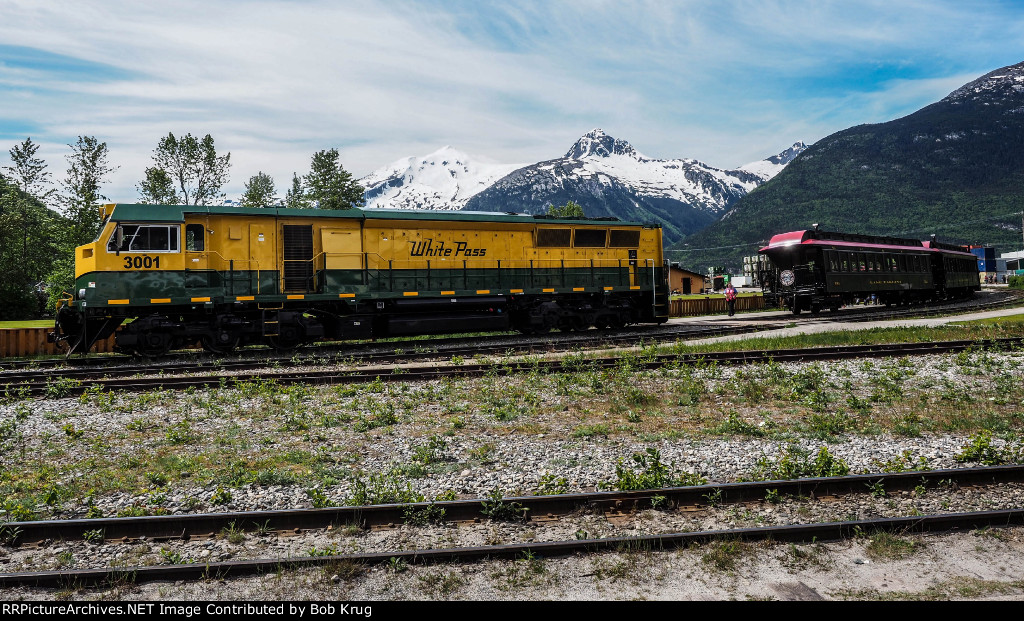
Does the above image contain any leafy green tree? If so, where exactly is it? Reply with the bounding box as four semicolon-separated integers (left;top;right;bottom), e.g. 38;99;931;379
47;136;116;311
304;149;364;210
0;176;60;318
3;138;54;204
546;200;585;218
284;172;311;209
147;132;231;205
239;171;277;207
137;166;180;204
60;136;115;248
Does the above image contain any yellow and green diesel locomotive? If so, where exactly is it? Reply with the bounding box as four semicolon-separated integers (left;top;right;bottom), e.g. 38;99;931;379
51;204;669;356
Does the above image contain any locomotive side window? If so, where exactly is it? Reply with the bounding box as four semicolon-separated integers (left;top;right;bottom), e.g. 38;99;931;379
573;228;607;248
609;229;641;247
107;224;180;253
186;224;205;251
536;228;571;247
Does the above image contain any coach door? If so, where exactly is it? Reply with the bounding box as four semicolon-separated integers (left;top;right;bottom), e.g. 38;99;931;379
282;224;315;293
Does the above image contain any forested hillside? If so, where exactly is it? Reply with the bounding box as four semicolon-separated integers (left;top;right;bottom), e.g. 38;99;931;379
675;61;1024;271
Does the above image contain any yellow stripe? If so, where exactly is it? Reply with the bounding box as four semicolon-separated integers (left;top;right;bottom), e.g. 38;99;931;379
441;290;456;296
510;289;523;294
236;296;254;301
542;288;555;293
338;293;355;298
630;286;641;290
603;286;614;291
404;291;418;297
476;289;490;295
107;299;130;305
287;294;305;300
573;287;584;292
150;298;171;304
191;297;211;303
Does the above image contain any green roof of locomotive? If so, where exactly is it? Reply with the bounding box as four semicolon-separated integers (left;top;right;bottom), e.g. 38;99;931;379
105;204;657;228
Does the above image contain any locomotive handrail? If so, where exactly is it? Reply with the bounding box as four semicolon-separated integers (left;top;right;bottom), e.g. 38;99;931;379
186;248;263;294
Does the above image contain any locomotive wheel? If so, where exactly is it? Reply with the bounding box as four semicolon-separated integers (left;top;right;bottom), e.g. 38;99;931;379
265;332;303;352
135;333;171;358
201;333;239;355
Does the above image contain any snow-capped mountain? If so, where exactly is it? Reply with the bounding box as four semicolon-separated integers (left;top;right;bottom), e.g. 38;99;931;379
360;146;524;211
944;61;1024;106
463;129;805;243
738;141;807;179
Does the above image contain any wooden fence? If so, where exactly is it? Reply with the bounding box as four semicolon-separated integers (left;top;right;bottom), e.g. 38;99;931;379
669;295;764;317
0;327;117;358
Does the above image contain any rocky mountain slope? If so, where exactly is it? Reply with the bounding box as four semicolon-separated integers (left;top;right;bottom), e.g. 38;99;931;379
462;129;804;244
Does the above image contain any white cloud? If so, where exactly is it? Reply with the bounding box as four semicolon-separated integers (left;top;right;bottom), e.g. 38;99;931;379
0;0;1022;201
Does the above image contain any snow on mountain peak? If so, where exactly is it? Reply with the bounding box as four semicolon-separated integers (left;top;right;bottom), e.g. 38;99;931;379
360;146;524;211
565;129;641;160
739;142;807;179
944;61;1024;105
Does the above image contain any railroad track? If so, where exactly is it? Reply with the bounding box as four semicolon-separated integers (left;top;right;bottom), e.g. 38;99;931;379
3;465;1022;587
6;336;1024;398
0;322;773;378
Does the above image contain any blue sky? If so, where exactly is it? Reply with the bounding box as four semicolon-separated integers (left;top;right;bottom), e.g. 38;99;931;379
2;0;1024;204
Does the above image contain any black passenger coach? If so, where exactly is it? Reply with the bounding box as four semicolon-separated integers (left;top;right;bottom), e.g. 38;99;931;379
759;228;980;314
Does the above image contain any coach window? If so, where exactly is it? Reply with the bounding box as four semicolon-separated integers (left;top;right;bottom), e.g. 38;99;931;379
186;224;205;251
107;224;180;253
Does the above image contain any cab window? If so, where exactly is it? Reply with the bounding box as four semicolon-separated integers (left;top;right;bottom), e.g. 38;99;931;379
108;224;180;253
186;224;205;251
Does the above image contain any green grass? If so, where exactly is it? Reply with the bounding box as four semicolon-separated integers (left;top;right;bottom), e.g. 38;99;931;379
952;312;1024;326
660;322;1024;356
0;320;52;329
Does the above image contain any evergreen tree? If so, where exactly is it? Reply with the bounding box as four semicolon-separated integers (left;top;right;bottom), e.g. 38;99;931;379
284;172;311;209
304;149;365;210
546;200;585;218
239;171;277;207
146;132;231;205
137;166;180;204
3;138;54;204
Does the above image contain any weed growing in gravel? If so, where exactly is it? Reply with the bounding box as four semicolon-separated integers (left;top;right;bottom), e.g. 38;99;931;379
956;431;1021;465
480;488;529;522
613;448;706;490
536;473;569;496
417;570;466;599
864;531;923;560
402;502;446;526
346;472;424;506
870;450;930;473
700;539;749;571
748;445;850;481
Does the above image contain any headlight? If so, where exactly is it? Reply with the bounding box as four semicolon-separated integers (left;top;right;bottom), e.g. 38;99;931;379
78;289;86;299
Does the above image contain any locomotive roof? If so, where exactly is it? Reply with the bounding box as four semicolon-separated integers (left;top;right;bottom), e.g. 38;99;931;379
101;204;657;228
760;229;974;256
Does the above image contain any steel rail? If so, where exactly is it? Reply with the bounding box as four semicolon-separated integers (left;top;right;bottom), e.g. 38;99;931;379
3;508;1022;588
7;336;1024;397
0;323;773;385
5;465;1022;546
